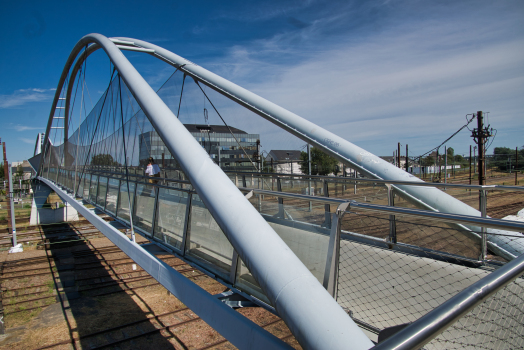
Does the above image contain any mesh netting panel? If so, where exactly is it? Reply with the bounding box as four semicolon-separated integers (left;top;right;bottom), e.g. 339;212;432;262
427;277;524;349
336;216;524;347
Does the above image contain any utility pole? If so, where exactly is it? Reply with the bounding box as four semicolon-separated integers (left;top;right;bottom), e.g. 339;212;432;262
437;148;440;181
8;163;17;247
256;139;261;173
516;147;519;186
471;111;492;186
3;142;17;249
405;144;409;172
307;144;312;211
393;151;396;168
2;142;12;236
444;146;448;185
469;145;472;185
397;142;401;168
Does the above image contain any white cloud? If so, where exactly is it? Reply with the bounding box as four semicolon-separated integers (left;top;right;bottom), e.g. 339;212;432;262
19;137;36;144
200;2;524;156
12;125;44;132
0;88;55;108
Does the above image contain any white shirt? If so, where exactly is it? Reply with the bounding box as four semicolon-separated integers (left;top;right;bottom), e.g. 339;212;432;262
145;163;161;176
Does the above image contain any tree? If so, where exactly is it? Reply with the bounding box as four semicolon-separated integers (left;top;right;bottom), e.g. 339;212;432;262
422;156;435;166
16;164;24;179
454;154;464;163
299;148;339;176
447;147;454;157
91;154;118;166
493;147;514;171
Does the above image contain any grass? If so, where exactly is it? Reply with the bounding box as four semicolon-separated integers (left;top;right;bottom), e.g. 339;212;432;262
47;280;55;293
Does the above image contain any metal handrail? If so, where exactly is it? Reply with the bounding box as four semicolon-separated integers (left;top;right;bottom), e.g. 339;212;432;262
238;187;524;233
231;170;524;192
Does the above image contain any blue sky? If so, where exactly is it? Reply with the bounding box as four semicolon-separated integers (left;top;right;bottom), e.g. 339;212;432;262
1;0;523;162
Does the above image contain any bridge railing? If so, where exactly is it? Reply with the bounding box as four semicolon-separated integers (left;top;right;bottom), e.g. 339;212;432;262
42;165;524;348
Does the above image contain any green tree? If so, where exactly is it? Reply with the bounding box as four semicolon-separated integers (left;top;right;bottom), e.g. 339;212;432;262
422;156;435;166
447;147;454;157
16;164;24;179
454;154;464;163
91;154;118;166
493;147;514;171
300;148;339;176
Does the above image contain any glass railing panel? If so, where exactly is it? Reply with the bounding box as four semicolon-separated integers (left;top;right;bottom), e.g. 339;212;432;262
97;177;108;207
133;183;156;235
342;210;391;241
68;170;73;190
252;193;330;284
235;260;271;305
259;175;276;191
279;176;305;195
89;175;98;203
187;194;233;280
105;178;120;215
57;168;63;186
117;181;136;222
76;172;84;198
154;188;188;251
257;192;280;217
82;174;91;200
63;170;69;189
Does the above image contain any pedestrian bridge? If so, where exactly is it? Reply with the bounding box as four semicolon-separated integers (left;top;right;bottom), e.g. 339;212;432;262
31;34;524;349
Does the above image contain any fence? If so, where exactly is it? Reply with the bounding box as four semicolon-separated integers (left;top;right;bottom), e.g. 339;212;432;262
39;166;524;348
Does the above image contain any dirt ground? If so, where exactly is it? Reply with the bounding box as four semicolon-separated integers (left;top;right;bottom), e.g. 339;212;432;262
0;226;301;350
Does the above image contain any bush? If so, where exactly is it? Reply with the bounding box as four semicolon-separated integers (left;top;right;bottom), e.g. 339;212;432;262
23;204;31;209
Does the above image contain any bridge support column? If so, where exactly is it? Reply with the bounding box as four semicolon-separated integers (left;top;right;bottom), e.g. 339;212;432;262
30;180;81;225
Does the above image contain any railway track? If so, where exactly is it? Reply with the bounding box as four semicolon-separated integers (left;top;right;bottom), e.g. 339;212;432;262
0;218;299;350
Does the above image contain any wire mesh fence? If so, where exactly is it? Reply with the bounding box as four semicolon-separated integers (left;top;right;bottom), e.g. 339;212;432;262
427;276;524;349
336;210;524;346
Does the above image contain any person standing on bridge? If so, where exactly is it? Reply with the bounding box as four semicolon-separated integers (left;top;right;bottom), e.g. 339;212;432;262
145;157;161;184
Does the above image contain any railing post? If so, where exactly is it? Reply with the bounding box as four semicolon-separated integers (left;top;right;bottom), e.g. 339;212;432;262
387;184;397;244
480;188;488;262
354;170;357;194
323;202;350;298
115;179;121;215
103;178;110;212
181;193;193;256
95;175;100;205
230;250;240;285
150;186;160;237
276;176;284;218
257;175;262;212
324;180;331;228
308;175;312;212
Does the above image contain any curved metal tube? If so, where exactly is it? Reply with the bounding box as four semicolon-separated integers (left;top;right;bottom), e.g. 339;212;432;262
115;37;524;260
42;34;374;350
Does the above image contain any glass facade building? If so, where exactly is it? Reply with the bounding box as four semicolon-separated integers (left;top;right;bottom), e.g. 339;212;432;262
139;124;260;171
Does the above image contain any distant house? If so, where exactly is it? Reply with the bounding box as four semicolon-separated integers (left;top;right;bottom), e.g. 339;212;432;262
265;150;303;174
11;160;35;180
